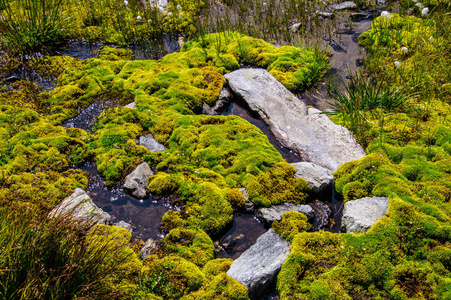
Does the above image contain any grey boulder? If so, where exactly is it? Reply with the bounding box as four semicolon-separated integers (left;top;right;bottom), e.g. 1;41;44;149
291;162;334;194
341;197;389;233
224;69;365;172
255;203;314;224
123;162;153;198
48;188;111;227
227;229;290;299
136;133;166;152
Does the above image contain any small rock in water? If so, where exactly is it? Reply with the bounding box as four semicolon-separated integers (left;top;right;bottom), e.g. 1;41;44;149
123;162;154;199
114;220;134;233
136;133;166;152
48;188;111;227
341;197;389;233
255;203;314;224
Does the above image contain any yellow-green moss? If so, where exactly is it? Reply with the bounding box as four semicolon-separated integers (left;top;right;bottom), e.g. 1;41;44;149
160;228;214;267
272;211;311;242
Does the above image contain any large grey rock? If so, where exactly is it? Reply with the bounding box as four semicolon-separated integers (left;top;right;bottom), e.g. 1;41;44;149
123;162;153;198
341;197;389;233
49;188;111;226
136;133;166;152
227;229;290;298
224;69;365;172
291;162;334;193
202;87;232;115
255;203;314;223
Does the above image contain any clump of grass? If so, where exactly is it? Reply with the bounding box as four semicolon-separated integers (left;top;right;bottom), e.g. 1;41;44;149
325;70;408;147
0;205;126;299
0;0;71;59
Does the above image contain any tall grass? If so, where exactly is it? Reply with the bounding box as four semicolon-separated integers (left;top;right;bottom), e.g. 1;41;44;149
0;0;71;59
0;205;126;300
325;70;408;147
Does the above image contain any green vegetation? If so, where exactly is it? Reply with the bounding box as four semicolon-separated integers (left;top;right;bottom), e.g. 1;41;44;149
3;0;451;298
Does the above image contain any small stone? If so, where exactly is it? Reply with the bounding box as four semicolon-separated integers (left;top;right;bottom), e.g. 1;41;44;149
123;162;153;199
125;102;136;109
401;47;408;53
328;1;356;11
394;61;401;67
255;203;314;223
136;133;166;152
421;7;429;17
317;11;334;18
291;22;302;32
48;188;111;227
141;238;158;259
114;220;133;233
380;11;391;19
238;188;254;212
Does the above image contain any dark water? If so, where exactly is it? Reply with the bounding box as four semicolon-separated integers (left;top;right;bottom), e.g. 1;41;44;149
216;214;268;260
81;162;172;241
223;101;301;163
63;100;113;132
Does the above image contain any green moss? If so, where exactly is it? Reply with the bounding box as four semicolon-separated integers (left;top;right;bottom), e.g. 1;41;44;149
160;228;214;267
141;255;205;300
181;273;249;300
202;259;233;277
272;211;311;242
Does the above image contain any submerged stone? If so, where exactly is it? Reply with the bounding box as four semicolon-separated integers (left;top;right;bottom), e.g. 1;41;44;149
123;162;153;199
227;229;290;299
48;188;111;227
136;133;166;152
255;203;314;223
224;68;366;172
114;220;134;233
291;162;334;194
341;197;389;233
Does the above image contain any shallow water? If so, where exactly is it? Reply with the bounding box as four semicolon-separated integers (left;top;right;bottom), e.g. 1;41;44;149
81;162;172;241
216;213;268;260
